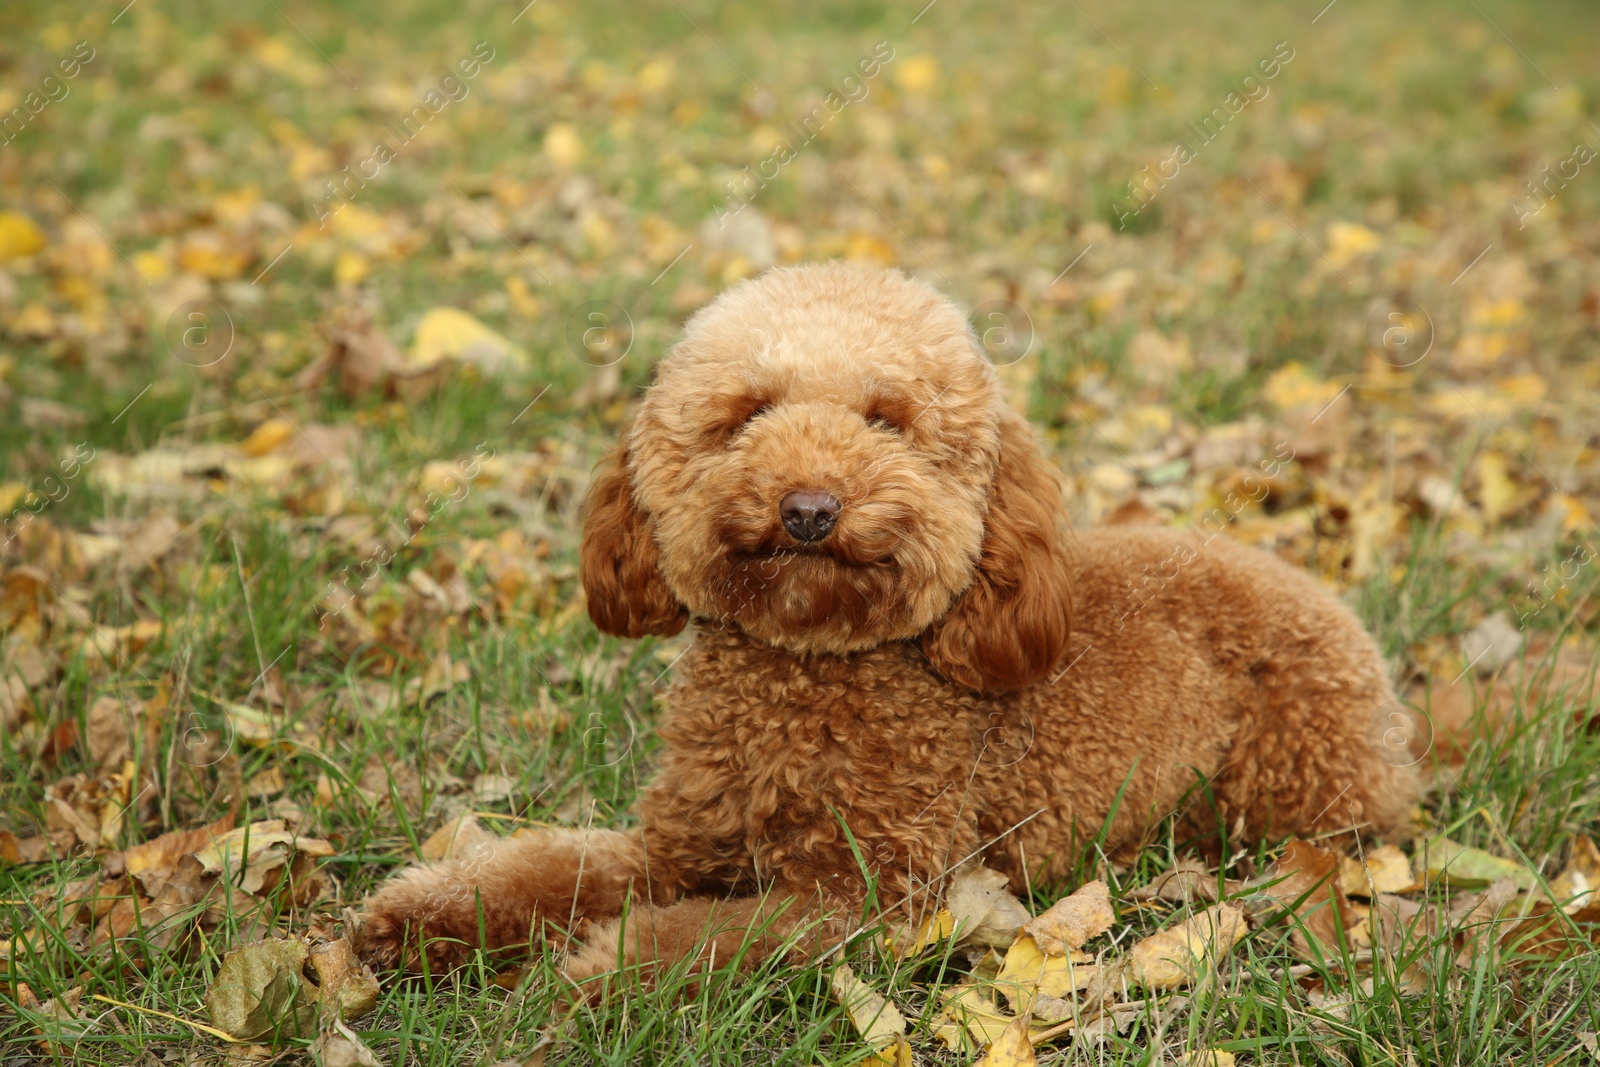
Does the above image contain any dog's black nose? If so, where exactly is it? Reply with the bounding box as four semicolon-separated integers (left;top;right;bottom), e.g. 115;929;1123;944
780;490;841;542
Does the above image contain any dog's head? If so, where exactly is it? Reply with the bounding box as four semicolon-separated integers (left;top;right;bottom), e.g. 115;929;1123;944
580;263;1072;691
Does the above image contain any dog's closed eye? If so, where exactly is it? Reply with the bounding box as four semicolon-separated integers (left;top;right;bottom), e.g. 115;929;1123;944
707;393;773;445
864;394;918;435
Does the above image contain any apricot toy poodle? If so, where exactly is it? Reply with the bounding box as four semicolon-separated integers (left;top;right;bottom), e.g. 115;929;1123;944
359;263;1420;982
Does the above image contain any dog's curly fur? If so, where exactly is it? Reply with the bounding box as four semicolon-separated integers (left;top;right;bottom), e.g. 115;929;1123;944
359;263;1420;984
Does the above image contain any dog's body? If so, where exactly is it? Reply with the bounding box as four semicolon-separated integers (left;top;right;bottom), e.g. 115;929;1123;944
360;264;1419;980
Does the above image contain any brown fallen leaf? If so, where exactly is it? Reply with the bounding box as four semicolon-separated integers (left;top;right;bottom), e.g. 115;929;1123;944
1450;877;1521;966
307;938;380;1022
1126;903;1248;990
1023;879;1114;955
1258;839;1352;958
419;812;495;862
1129;857;1238;904
1548;836;1600;912
192;819;334;900
122;813;237;897
314;1019;383;1067
302;307;452;402
947;864;1032;950
16;984;89;1053
1349;892;1432;964
1409;637;1599;767
0;828;74;865
1500;897;1600;960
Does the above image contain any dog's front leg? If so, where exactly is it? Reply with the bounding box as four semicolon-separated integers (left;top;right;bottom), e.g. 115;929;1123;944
358;826;661;972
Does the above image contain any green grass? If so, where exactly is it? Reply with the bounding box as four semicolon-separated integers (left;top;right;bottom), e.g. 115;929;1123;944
4;0;1600;1061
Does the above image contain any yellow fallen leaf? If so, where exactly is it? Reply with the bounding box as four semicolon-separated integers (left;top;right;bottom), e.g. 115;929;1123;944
996;934;1097;1005
1340;844;1415;897
410;307;528;373
1326;220;1381;267
242;419;295;457
334;250;370;286
830;963;905;1053
975;1015;1036;1067
1181;1051;1237;1067
1023;879;1115;955
933;984;1021;1050
544;122;583;168
1127;903;1247;990
1474;451;1520;527
177;230;252;279
894;56;938;95
1262;362;1343;412
0;211;47;260
849;1036;911;1067
886;907;955;958
844;233;895;267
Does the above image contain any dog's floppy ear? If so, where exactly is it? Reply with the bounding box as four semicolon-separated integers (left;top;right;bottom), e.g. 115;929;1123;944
920;408;1073;691
580;430;687;638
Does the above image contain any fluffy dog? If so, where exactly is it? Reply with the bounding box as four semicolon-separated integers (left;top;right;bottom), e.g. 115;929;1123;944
359;263;1420;981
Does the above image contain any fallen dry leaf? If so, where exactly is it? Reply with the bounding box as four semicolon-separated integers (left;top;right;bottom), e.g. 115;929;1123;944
1023;879;1114;955
313;1019;383;1067
1340;844;1416;897
1259;839;1352;958
192;819;334;899
419;813;495;862
16;984;89;1052
995;935;1098;1005
410;306;528;373
1180;1051;1237;1067
1450;877;1522;966
205;937;317;1041
1549;836;1600;912
307;938;380;1022
1419;836;1538;890
1126;903;1248;990
1349;892;1432;963
122;814;237;896
1129;857;1237;904
974;1015;1036;1067
947;864;1032;950
830;963;906;1055
933;983;1024;1050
